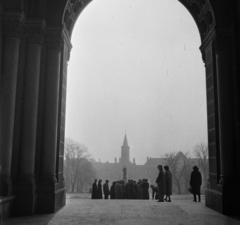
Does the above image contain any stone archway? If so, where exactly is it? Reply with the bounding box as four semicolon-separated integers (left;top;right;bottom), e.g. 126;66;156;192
0;0;239;218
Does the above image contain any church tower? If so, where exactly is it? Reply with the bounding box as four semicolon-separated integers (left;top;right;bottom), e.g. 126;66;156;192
120;134;130;164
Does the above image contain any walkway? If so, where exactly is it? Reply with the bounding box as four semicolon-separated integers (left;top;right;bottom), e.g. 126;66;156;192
4;194;240;225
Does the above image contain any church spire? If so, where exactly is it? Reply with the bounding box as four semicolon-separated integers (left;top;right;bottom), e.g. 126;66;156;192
120;133;130;164
122;133;129;147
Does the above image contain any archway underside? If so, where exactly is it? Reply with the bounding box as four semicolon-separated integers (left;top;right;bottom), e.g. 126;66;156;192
0;0;239;219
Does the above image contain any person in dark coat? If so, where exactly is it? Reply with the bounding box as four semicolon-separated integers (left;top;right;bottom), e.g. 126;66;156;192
156;165;166;202
190;166;202;202
110;182;116;199
97;179;103;199
150;185;159;200
142;179;150;199
91;179;98;199
103;180;110;199
164;165;172;202
125;180;130;199
121;181;126;199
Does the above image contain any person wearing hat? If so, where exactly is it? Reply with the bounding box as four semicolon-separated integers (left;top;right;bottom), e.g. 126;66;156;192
91;179;98;199
190;166;202;202
103;180;110;199
164;165;172;202
156;165;166;202
97;179;103;199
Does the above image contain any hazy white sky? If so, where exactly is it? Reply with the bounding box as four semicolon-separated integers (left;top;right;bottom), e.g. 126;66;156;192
65;0;208;164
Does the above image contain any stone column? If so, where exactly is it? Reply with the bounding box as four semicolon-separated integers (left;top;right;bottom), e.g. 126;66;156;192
40;31;63;184
19;26;43;185
214;40;234;184
0;17;22;196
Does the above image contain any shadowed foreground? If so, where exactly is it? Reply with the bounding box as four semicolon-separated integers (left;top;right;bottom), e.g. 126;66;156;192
5;194;240;225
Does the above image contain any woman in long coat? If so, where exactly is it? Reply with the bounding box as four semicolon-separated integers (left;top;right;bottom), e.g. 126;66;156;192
156;165;166;202
190;166;202;202
110;182;116;199
97;179;103;199
142;179;150;200
91;179;98;199
164;166;172;202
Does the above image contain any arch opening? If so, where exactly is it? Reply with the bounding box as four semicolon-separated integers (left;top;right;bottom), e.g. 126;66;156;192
65;0;208;195
0;0;239;218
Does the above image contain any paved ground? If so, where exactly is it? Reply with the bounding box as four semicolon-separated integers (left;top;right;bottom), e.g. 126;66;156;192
3;194;240;225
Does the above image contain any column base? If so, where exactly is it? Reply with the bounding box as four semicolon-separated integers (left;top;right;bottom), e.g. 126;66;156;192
0;174;12;196
35;183;66;214
13;184;36;216
0;196;15;222
205;182;240;215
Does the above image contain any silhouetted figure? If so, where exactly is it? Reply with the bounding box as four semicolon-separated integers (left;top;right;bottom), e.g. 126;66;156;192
91;179;98;199
110;182;116;199
164;165;172;202
103;180;109;199
123;167;127;180
126;180;130;199
156;165;166;202
128;180;137;199
150;185;159;200
190;166;202;202
138;179;143;199
142;179;150;199
121;181;126;199
97;179;103;199
133;181;138;199
115;181;120;199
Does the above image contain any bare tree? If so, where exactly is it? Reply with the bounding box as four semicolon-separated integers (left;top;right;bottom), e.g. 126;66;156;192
193;143;209;191
77;159;96;193
64;138;95;193
163;151;192;194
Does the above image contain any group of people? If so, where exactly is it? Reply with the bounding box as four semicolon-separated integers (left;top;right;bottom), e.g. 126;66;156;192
155;164;202;202
155;165;173;202
91;165;202;203
91;179;151;200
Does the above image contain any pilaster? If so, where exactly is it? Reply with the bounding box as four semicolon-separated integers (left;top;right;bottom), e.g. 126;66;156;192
213;31;234;185
0;14;24;196
202;28;240;215
14;21;45;216
36;29;65;213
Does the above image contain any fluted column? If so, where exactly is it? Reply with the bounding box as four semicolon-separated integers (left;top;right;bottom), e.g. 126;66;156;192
40;31;63;184
0;16;23;196
19;25;43;185
214;39;234;185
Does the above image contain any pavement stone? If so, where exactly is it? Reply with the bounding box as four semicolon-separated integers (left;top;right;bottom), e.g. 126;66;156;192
3;195;240;225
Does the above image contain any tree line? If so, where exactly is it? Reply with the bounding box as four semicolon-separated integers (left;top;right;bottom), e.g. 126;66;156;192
163;143;208;194
64;137;208;194
64;138;96;193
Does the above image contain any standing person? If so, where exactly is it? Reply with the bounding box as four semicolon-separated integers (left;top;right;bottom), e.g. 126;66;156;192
110;182;116;199
97;179;103;199
190;166;202;202
103;180;110;199
118;181;123;199
91;179;98;199
115;181;119;199
156;165;166;202
142;179;150;199
121;181;126;199
138;179;143;199
164;165;172;202
150;185;159;200
125;180;130;199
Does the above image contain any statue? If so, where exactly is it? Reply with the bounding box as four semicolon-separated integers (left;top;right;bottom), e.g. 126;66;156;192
123;166;127;181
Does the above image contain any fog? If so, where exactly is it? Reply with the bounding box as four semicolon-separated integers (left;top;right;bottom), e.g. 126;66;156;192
65;0;207;164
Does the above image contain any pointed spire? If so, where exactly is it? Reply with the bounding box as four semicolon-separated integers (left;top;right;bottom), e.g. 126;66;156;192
122;133;129;147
